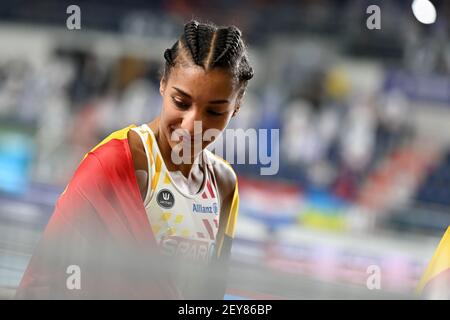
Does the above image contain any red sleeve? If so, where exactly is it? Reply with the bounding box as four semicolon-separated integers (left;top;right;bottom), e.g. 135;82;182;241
15;152;110;299
15;138;180;299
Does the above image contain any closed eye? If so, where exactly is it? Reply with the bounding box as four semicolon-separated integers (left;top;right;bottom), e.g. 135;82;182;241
208;110;225;116
172;97;190;110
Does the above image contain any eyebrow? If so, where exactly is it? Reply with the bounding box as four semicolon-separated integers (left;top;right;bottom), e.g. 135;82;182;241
172;87;229;104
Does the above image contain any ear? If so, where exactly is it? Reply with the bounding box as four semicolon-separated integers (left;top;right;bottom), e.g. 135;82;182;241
232;105;240;117
159;78;166;96
232;88;245;117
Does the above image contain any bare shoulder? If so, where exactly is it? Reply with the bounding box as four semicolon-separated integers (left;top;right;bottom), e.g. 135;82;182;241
127;128;148;198
127;129;147;169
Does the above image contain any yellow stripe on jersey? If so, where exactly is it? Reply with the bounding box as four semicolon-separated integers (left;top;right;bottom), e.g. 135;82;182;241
152;154;162;191
164;173;171;185
208;152;239;258
145;131;154;166
216;178;239;258
225;181;239;238
209;152;239;239
417;226;450;294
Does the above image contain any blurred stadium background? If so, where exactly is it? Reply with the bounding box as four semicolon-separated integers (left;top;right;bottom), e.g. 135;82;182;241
1;0;450;299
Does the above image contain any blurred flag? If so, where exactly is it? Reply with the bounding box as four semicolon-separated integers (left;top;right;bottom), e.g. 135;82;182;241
417;227;450;299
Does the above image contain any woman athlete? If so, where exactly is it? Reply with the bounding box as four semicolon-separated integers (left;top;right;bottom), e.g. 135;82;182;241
15;20;253;299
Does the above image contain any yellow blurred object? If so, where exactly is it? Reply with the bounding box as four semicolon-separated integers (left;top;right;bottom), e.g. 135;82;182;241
416;226;450;296
299;208;347;232
325;67;350;100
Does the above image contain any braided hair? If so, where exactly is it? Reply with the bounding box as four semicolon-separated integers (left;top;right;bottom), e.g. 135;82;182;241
163;20;254;90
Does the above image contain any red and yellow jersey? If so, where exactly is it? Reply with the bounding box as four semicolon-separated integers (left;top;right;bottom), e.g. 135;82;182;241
132;124;228;261
131;124;239;297
15;123;239;299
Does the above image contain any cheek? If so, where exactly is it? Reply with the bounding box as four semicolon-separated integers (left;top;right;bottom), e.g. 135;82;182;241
161;98;180;123
161;95;172;115
204;112;233;130
201;115;233;144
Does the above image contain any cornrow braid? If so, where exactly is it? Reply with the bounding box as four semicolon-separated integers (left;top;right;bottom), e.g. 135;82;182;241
238;55;254;81
208;28;228;66
196;24;215;67
162;20;254;86
212;26;242;68
183;20;199;64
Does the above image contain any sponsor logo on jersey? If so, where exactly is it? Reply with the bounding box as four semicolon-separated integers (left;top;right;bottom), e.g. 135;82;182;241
160;236;212;263
157;189;175;209
192;202;218;214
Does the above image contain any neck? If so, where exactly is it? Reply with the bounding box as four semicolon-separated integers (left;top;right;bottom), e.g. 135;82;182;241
152;118;201;179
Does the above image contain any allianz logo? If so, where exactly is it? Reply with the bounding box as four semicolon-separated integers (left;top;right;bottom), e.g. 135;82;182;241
192;202;218;214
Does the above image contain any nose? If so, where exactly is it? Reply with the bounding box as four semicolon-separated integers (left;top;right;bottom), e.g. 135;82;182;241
180;108;203;138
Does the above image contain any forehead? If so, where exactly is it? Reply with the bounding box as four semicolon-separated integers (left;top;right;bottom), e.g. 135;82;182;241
166;65;237;100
